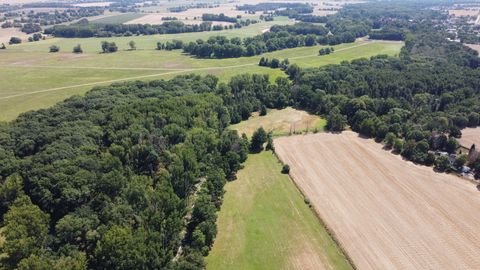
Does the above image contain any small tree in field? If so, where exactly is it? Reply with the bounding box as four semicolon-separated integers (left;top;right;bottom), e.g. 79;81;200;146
0;43;6;49
128;40;136;50
49;45;60;53
73;44;83;54
250;127;267;153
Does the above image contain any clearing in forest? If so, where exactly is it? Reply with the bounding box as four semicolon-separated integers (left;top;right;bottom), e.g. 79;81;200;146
230;107;326;137
274;131;480;270
206;151;352;270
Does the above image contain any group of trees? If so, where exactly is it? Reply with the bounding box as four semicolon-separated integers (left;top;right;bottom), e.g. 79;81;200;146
101;41;118;53
258;57;289;69
182;21;368;58
156;40;183;51
0;74;259;269
45;21;214;38
202;13;238;23
319;47;334;55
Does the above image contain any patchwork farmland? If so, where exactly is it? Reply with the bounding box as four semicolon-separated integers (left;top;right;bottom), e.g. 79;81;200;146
274;132;480;269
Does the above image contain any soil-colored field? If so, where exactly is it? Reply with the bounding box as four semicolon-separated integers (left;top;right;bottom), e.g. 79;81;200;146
206;151;352;270
126;13;234;26
125;6;248;25
449;9;479;17
73;2;112;7
466;43;480;54
0;28;29;44
230;107;325;137
275;131;480;270
459;127;480;148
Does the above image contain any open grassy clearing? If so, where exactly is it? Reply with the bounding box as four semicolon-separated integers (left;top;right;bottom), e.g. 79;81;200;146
206;151;352;270
0;37;401;121
0;38;401;121
275;131;480;269
230;107;326;137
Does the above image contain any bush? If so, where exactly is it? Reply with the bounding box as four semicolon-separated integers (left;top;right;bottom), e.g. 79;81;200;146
0;43;6;49
281;164;290;174
9;37;21;45
49;45;60;53
73;44;83;54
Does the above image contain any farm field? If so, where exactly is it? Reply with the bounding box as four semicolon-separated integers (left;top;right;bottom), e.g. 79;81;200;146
0;31;401;121
206;151;352;270
274;132;480;270
459;127;480;148
230;107;325;137
466;43;480;54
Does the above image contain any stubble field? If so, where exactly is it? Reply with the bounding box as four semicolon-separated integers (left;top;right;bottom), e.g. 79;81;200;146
274;131;480;269
459;127;480;148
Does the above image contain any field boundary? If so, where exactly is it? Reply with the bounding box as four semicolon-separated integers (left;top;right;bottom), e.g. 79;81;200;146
272;141;357;270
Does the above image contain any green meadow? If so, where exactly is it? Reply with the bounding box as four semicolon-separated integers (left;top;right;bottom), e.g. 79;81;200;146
0;17;402;121
206;151;353;270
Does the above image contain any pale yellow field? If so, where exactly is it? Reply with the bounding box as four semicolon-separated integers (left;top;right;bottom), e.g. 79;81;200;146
126;14;235;26
230;107;325;137
459;127;480;148
275;131;480;270
0;28;29;44
449;9;479;17
73;2;113;7
126;6;248;24
466;43;480;54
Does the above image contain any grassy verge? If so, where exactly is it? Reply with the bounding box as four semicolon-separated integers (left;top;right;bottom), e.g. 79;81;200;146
206;151;353;270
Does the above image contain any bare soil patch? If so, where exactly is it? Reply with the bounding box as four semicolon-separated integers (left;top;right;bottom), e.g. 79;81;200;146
274;131;480;270
459;127;480;148
449;9;479;17
466;43;480;54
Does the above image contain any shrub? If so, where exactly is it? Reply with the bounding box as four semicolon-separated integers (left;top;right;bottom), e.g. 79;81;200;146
73;44;83;54
49;45;60;53
9;37;21;45
281;164;290;174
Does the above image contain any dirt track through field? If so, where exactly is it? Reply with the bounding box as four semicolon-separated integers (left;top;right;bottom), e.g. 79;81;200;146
274;131;480;269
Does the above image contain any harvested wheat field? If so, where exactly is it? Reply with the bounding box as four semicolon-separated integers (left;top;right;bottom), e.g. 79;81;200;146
274;131;480;270
466;44;480;54
459;127;480;148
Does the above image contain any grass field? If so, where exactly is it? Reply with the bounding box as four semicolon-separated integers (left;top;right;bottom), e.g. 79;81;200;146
206;151;352;270
230;107;326;137
0;17;402;121
275;132;480;269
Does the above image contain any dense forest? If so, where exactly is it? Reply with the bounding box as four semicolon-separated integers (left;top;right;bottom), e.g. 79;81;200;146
2;1;480;269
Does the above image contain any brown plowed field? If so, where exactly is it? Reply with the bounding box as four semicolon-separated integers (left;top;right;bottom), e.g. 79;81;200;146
274;131;480;270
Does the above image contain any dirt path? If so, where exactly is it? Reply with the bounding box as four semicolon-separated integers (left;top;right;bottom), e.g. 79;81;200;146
274;132;480;270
